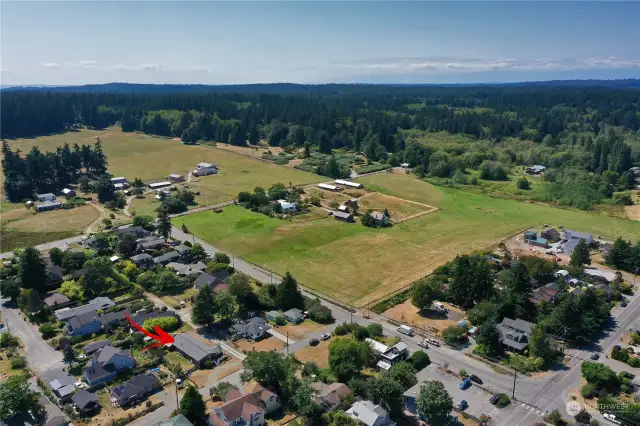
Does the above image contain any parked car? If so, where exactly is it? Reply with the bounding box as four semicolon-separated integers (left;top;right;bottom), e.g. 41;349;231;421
426;338;440;347
397;325;414;336
590;353;600;360
458;400;468;410
176;378;183;388
621;300;628;307
489;394;499;405
459;378;471;390
320;334;330;341
470;374;482;384
309;338;319;346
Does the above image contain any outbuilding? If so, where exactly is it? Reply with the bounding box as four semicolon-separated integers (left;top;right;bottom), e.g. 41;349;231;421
111;177;127;185
35;200;62;212
318;183;340;191
61;188;76;198
148;181;172;190
36;193;56;202
168;174;186;182
334;179;363;189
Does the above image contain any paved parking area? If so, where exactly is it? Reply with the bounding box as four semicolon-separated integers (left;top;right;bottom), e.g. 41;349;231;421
417;365;517;424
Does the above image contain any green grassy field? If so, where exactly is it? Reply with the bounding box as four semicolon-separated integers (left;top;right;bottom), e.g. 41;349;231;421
175;173;640;307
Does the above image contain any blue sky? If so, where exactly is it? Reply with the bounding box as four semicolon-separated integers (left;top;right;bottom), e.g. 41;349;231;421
2;1;639;85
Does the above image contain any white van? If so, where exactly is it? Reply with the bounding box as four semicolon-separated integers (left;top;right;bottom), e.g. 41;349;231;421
397;325;414;336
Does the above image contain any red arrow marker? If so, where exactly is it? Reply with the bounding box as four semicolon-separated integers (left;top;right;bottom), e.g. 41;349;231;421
125;312;175;351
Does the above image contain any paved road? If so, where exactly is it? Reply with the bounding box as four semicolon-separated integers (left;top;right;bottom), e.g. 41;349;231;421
0;301;64;373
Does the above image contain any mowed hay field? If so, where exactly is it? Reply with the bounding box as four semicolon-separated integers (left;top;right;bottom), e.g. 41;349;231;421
175;173;640;307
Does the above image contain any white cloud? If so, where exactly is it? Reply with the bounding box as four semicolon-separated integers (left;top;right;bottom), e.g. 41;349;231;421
41;62;59;69
79;60;97;66
140;63;161;70
110;63;161;71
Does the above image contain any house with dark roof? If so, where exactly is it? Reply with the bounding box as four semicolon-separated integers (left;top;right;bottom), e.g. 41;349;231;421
100;310;130;328
561;229;594;254
311;382;351;411
43;293;71;309
530;282;562;304
330;211;354;222
83;339;112;355
46;260;64;285
136;237;166;251
153;251;180;265
370;211;389;226
174;245;192;259
66;312;103;337
37;193;57;202
35;200;62;212
192;272;229;293
498;317;535;353
117;225;149;239
83;346;136;386
172;333;224;367
541;228;561;242
49;374;75;401
206;383;279;426
130;253;154;268
110;373;160;407
232;317;269;341
72;390;99;415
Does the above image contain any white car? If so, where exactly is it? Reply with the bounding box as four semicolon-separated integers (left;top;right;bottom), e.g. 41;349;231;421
74;381;86;388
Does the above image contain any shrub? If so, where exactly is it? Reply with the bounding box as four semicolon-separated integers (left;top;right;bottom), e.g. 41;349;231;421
459;369;468;378
142;316;180;332
353;326;370;341
496;393;511;408
213;252;231;264
39;323;57;338
274;315;286;326
504;354;544;373
581;382;598;399
409;351;431;370
366;323;383;337
517;177;531;190
441;325;467;346
11;356;26;369
307;304;334;324
0;333;19;348
334;322;358;336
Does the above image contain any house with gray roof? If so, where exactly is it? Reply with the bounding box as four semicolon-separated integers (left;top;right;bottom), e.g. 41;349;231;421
66;312;102;337
561;229;594;254
173;333;223;367
117;225;149;239
54;297;115;322
498;317;535;352
136;237;166;251
153;251;180;265
192;272;229;293
130;253;154;268
43;293;71;309
83;339;112;355
83;346;136;386
346;400;393;426
150;415;193;426
35;200;62;212
167;262;206;276
72;390;99;415
283;308;304;324
110;373;160;407
232;317;269;341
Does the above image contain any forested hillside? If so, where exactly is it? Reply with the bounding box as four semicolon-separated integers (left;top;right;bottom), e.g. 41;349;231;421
2;83;640;209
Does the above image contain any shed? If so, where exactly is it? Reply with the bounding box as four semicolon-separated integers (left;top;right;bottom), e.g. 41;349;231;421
266;311;280;321
61;188;76;198
527;238;549;248
36;193;56;202
334;179;363;189
331;210;353;222
111;177;127;185
284;308;304;324
168;174;185;182
35;200;62;212
318;183;339;191
148;181;171;190
524;231;537;241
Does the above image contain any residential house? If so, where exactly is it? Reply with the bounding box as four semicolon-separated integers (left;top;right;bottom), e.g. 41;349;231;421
168;174;186;182
111;177;128;185
206;384;278;426
172;333;224;367
136;237;166;251
283;308;304;324
561;229;594;254
100;310;130;328
330;211;353;222
167;262;206;276
117;225;149;239
311;382;351;411
49;375;75;401
110;373;160;407
244;382;281;414
346;199;359;213
370;211;389;226
266;311;280;321
36;193;56;202
366;339;408;370
498;317;535;353
114;183;125;191
541;228;561;242
46;260;64;285
72;390;99;415
35;200;62;212
43;293;71;309
83;339;112;355
232;317;269;341
192;272;229;293
83;346;137;386
555;270;570;281
54;297;115;322
153;251;180;265
530;282;562;304
130;253;154;268
61;188;76;198
345;400;393;426
276;200;297;213
150;415;193;426
66;312;103;337
525;165;546;175
175;245;193;260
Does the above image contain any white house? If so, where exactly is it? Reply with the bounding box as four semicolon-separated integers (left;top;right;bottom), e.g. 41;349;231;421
277;200;297;213
335;179;363;189
110;177;127;185
36;193;56;202
318;183;339;191
193;165;217;177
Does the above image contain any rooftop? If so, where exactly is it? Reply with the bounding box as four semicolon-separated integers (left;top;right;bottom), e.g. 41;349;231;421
173;333;222;362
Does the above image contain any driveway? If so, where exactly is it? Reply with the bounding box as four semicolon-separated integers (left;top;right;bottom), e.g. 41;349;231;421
0;302;63;374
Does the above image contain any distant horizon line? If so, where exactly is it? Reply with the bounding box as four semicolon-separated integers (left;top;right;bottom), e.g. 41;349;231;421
3;78;640;89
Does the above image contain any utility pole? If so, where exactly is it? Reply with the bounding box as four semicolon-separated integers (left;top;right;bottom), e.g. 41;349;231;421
512;370;517;400
286;332;289;355
350;311;353;324
175;379;179;410
232;251;235;268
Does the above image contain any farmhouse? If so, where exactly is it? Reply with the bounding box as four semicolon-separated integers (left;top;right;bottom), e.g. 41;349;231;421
110;373;160;407
318;183;340;191
61;188;76;198
561;229;594;254
173;333;224;367
148;181;172;190
371;211;389;226
498;317;534;353
36;193;56;202
331;211;354;222
168;173;186;182
276;199;297;213
83;346;136;386
111;177;128;185
334;179;363;189
35;200;62;212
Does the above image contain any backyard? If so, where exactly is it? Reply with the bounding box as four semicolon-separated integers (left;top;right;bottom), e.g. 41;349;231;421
175;173;640;307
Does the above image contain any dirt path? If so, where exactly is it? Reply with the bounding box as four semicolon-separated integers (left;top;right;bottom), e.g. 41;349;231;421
85;201;106;234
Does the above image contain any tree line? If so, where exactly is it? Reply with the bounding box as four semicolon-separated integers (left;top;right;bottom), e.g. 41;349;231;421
1;140;108;201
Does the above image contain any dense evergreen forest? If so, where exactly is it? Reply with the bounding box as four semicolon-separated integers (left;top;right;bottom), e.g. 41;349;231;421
2;83;640;209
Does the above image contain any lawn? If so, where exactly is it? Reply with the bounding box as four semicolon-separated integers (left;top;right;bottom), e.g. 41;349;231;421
174;173;640;307
357;192;437;222
165;351;194;370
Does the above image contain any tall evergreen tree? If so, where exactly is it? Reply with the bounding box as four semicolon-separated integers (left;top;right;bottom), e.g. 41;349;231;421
180;385;207;426
156;205;172;240
192;285;215;325
276;272;304;310
570;239;591;267
19;247;48;292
